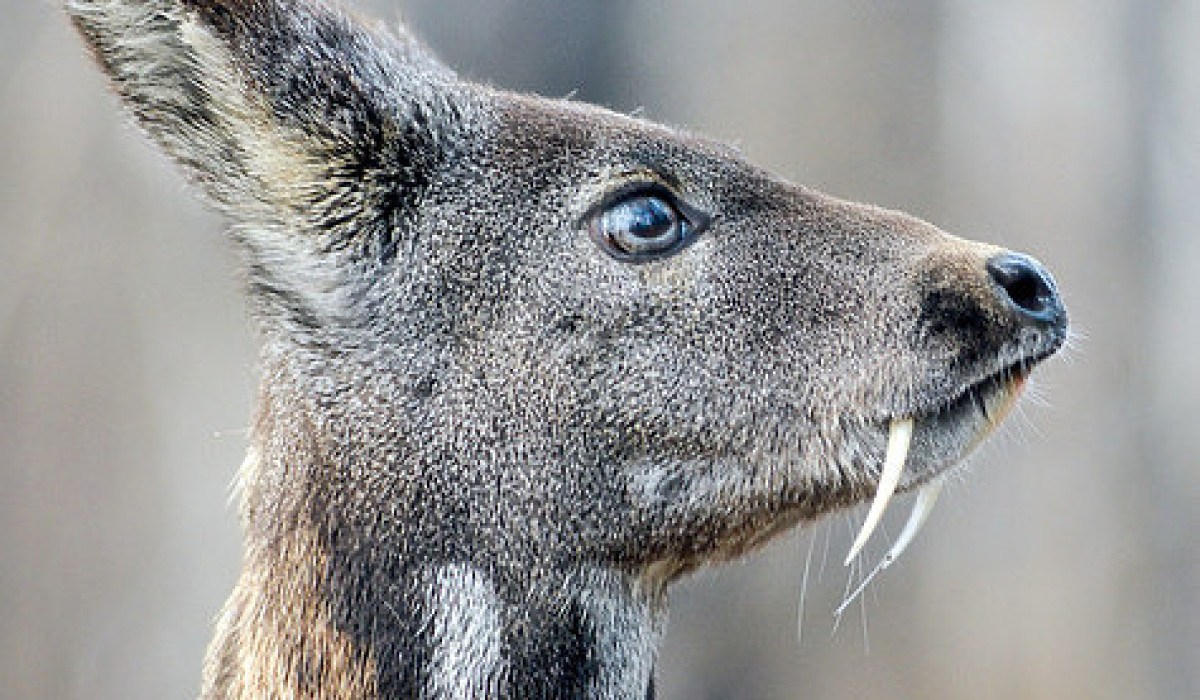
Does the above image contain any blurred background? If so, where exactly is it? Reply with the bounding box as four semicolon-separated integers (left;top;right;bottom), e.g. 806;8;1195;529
2;0;1196;697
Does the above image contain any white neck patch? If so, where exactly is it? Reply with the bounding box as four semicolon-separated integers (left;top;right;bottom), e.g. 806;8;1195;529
426;563;507;697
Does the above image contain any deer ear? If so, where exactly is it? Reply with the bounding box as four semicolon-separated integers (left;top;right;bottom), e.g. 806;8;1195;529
68;0;464;242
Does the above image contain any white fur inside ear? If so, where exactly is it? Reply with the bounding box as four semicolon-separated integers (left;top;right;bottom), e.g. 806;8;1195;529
178;15;297;176
177;13;212;54
177;14;289;187
177;14;252;117
178;12;355;322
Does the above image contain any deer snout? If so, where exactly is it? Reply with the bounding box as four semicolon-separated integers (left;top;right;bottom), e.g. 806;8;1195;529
911;241;1068;380
986;252;1067;331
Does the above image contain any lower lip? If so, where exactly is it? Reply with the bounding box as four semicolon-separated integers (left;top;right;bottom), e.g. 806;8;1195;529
963;374;1027;452
992;374;1027;426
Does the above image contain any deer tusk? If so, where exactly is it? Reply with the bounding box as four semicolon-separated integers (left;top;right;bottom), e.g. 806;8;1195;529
834;476;945;618
844;417;914;566
880;475;943;566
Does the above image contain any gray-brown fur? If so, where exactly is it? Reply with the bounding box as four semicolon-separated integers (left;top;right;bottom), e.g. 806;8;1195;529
66;0;1067;697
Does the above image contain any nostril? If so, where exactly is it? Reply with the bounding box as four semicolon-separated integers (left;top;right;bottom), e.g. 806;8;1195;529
986;252;1064;325
1002;270;1045;313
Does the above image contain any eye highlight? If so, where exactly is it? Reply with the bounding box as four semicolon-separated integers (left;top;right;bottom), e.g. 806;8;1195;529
588;185;710;262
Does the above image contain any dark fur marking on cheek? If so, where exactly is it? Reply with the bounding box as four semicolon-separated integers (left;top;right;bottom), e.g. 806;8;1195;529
914;287;1009;367
918;288;985;338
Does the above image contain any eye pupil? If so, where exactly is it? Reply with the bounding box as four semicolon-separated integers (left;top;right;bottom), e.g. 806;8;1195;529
613;196;676;240
597;194;687;258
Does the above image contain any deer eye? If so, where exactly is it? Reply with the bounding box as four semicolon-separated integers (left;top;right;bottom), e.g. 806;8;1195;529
590;187;709;262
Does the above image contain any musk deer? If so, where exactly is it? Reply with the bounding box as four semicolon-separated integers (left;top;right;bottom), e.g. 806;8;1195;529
67;0;1068;697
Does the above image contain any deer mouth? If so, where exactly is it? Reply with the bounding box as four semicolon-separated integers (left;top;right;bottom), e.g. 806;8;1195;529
843;362;1031;568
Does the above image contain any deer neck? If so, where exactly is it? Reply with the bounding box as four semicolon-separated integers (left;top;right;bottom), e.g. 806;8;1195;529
204;358;665;699
207;515;664;698
418;564;663;698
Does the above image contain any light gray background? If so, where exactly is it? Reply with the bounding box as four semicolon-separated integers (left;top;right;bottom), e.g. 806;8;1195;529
2;0;1195;698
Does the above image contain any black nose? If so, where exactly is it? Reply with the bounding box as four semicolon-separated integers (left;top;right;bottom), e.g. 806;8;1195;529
986;252;1065;327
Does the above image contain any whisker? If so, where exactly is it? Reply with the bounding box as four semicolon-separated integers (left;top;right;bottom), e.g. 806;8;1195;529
1014;401;1045;440
860;580;870;655
818;519;832;582
832;518;860;637
797;530;817;645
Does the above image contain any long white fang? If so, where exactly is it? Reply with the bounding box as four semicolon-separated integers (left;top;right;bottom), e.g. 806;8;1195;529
844;417;914;566
834;477;945;618
881;476;943;565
